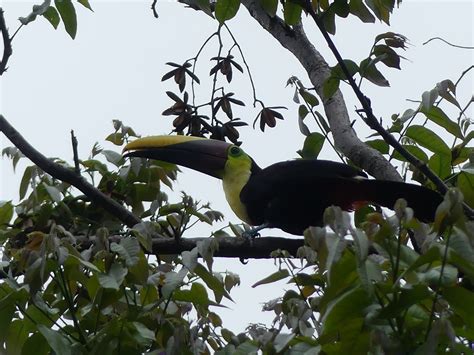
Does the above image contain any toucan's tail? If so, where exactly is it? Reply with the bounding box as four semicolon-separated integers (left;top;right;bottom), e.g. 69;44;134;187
354;180;443;222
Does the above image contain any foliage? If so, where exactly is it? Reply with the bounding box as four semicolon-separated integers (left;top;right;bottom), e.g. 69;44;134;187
0;0;473;354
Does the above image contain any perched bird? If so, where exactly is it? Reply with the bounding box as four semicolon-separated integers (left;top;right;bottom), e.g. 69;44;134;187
123;135;442;235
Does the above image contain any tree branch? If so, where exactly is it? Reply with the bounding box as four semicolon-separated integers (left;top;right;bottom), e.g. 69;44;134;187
240;0;402;182
0;8;13;75
301;4;474;219
0;115;141;228
152;236;303;258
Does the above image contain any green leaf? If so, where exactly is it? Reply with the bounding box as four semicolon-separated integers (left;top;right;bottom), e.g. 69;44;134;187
174;282;209;306
110;238;140;267
77;0;93;10
55;0;77;39
101;150;123;166
105;132;124;146
283;1;302;25
21;332;50;355
194;264;232;302
392;144;428;163
365;0;392;24
37;324;72;355
457;172;474;207
349;0;375;23
365;139;389;154
420;106;463;139
360;58;389;87
323;77;340;99
215;0;240;23
405;125;451;156
44;184;62;202
260;0;278;17
42;6;60;29
443;286;474;329
428;154;451;180
252;269;289;287
332;60;359;80
321;286;371;336
297;132;325;159
6;320;29;355
0;201;14;226
98;263;128;290
421;88;438;110
300;89;319;107
372;44;400;69
19;166;34;200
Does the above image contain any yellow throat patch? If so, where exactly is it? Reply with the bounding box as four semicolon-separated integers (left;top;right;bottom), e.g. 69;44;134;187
222;146;253;224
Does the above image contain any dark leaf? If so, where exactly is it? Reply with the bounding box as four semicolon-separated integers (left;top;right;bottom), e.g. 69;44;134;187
55;0;77;39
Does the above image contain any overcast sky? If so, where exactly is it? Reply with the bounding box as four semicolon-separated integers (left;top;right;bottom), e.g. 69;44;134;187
1;0;472;331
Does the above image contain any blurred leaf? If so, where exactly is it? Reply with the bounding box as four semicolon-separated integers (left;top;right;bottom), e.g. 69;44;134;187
283;1;302;25
110;238;140;267
405;125;451;156
37;324;72;355
421;88;438;110
365;139;389;154
332;60;359;80
174;282;209;307
194;264;232;302
392;144;428;163
420;106;463;139
6;320;30;355
297;132;325;159
105;132;124;146
300;89;319;107
98;263;128;290
0;201;14;226
21;332;50;355
44;184;62;203
101;150;123;166
77;0;93;10
215;0;240;23
457;172;474;207
260;0;278;17
55;0;77;39
443;286;474;329
323;77;340;99
252;269;289;287
321;287;371;336
428;154;451;180
349;0;375;23
19;166;34;200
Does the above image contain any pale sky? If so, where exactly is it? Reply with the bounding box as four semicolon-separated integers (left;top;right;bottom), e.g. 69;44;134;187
1;0;472;331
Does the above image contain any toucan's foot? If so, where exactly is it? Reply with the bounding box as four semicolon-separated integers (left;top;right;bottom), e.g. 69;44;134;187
241;223;269;239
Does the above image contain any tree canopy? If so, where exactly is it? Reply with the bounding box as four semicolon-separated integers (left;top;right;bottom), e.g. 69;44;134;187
0;0;473;353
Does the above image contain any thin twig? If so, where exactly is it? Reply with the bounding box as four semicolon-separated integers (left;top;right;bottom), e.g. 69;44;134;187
423;37;474;50
0;8;13;76
0;115;141;228
70;130;80;175
151;0;159;18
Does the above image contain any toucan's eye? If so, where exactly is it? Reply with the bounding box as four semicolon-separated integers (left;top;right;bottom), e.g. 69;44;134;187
229;146;241;157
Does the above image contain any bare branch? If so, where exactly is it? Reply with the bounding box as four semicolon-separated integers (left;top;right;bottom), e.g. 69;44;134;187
70;130;80;175
152;236;303;258
0;115;141;228
240;0;402;182
151;0;159;18
0;8;13;76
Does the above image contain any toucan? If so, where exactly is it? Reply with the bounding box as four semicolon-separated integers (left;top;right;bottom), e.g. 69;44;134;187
123;135;443;235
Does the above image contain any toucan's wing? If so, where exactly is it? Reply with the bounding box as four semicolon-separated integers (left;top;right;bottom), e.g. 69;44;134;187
240;160;442;235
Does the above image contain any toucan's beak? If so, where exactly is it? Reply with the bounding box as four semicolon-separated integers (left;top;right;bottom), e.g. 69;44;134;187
123;135;231;179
